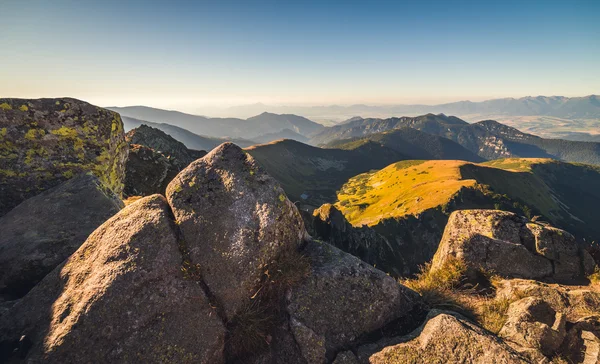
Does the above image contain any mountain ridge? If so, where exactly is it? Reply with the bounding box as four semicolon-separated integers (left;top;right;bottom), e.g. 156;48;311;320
310;114;600;165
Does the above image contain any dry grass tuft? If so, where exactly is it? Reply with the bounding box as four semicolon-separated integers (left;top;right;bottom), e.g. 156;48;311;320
403;257;523;334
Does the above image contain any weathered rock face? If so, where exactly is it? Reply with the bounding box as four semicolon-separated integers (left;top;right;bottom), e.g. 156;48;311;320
0;98;128;216
287;241;422;363
560;316;600;364
368;310;528;364
307;204;403;277
126;124;206;169
499;297;567;357
493;278;600;362
0;195;225;363
0;173;123;300
431;210;596;282
124;144;180;196
167;142;308;319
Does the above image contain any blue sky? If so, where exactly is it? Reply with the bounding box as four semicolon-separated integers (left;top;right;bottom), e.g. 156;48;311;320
1;0;599;111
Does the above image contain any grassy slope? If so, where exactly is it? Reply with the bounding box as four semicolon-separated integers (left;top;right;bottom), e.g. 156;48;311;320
334;157;600;242
336;160;477;226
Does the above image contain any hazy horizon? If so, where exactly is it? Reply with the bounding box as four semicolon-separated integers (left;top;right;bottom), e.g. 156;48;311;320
2;0;599;112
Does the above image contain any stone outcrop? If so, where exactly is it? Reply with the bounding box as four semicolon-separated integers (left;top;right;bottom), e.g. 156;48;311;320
167;142;308;319
287;241;422;362
496;279;600;320
560;316;600;364
0;173;123;299
126;124;206;169
124;144;180;196
0;142;426;363
499;297;567;357
368;310;528;363
0;98;128;216
431;210;596;282
493;278;600;362
0;195;225;363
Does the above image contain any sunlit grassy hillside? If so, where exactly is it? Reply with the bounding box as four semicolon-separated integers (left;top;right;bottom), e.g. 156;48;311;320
336;160;477;226
335;158;600;242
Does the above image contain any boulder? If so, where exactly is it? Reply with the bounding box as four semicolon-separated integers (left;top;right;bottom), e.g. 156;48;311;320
499;297;567;357
124;144;180;196
287;241;422;362
167;142;308;319
368;310;528;364
0;173;123;299
126;124;206;169
431;210;596;282
560;316;600;364
0;195;225;363
308;204;403;277
495;279;571;314
0;98;128;216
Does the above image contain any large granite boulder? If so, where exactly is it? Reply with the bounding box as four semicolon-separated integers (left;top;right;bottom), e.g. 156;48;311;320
126;124;206;169
0;98;128;216
499;297;567;357
431;210;596;282
368;310;528;364
124;144;180;196
0;173;123;299
0;195;225;363
286;241;422;363
167;142;308;319
308;204;403;277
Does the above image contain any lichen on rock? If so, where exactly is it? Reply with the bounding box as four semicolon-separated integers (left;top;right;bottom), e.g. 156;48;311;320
0;97;128;216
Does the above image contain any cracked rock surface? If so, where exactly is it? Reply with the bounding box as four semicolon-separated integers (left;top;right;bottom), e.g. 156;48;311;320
431;210;596;282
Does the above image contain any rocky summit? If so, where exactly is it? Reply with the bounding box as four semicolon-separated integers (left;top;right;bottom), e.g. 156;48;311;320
124;143;181;196
0;99;599;364
0;141;423;363
126;124;206;169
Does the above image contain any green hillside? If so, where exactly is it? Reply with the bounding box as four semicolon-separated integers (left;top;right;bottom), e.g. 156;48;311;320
245;139;406;208
335;158;600;243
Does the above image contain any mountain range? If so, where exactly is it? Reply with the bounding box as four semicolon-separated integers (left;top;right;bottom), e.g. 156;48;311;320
310;114;600;165
109;106;324;139
205;95;600;120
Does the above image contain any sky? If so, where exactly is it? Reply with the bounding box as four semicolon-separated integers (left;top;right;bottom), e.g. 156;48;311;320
1;0;599;112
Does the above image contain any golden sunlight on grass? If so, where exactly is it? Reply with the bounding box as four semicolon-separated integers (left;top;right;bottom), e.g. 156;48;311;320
335;160;476;226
